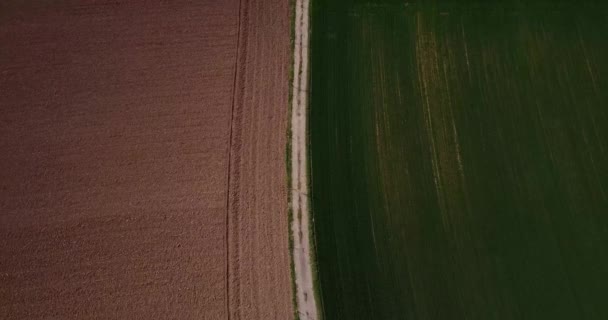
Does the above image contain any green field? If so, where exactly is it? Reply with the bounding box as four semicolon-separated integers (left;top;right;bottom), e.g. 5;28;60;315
309;1;608;319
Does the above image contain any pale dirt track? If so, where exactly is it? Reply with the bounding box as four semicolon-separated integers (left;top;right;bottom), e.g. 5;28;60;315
0;1;292;319
291;0;318;318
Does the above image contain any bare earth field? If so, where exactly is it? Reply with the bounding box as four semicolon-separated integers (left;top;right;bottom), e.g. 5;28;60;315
227;0;293;319
0;1;292;319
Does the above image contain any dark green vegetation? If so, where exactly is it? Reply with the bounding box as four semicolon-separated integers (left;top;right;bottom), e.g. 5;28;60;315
309;1;608;319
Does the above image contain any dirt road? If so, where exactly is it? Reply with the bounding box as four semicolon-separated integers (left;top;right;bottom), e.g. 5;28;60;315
0;1;292;319
290;0;319;318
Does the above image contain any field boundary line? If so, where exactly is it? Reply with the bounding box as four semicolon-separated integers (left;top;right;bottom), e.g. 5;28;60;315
290;0;319;317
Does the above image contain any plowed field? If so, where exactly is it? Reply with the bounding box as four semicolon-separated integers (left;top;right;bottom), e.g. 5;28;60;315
0;1;292;319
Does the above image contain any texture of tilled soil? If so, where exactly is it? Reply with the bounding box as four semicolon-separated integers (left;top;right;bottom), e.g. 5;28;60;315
0;1;292;319
227;0;293;319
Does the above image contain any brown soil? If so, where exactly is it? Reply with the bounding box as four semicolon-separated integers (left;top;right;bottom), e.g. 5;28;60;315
0;1;292;319
227;0;293;319
228;0;293;319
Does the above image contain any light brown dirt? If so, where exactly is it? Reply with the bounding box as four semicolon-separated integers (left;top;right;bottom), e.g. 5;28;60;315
0;1;292;319
291;0;318;318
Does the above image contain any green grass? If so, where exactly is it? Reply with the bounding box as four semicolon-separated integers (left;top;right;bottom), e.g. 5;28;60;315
309;1;608;319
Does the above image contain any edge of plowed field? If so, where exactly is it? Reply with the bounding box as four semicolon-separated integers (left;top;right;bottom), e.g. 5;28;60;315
226;0;294;318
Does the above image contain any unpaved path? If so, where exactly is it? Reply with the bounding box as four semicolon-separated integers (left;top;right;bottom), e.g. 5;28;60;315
290;0;318;317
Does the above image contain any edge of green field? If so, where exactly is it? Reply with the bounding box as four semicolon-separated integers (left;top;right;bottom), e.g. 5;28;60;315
306;0;324;318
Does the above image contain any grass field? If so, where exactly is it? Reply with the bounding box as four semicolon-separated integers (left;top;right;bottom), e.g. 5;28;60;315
309;1;608;319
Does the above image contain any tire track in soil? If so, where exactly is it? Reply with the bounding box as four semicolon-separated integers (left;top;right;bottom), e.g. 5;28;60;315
226;0;245;317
